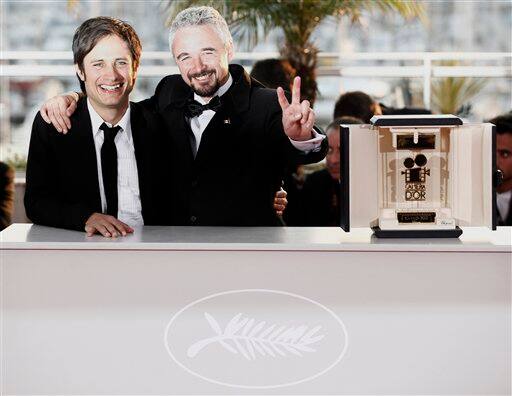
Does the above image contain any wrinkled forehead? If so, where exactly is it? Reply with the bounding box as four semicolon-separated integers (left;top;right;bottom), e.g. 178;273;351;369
172;24;226;53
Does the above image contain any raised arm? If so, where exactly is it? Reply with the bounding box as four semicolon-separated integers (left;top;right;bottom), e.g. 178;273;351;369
277;76;316;141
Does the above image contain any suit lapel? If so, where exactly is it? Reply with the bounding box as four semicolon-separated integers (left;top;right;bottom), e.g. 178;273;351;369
73;99;102;211
194;108;228;163
506;193;512;225
161;102;195;164
129;102;150;215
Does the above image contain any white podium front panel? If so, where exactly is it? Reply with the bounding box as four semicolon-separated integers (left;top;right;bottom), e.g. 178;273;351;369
1;225;510;394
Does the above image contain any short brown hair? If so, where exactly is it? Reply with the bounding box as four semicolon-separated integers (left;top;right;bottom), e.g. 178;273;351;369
333;91;375;123
250;59;296;90
72;17;142;93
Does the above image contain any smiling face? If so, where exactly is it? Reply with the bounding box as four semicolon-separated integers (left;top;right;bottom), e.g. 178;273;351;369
172;25;233;100
75;34;136;113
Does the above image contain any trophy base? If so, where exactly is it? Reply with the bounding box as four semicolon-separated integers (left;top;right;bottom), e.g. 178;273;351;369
372;226;463;239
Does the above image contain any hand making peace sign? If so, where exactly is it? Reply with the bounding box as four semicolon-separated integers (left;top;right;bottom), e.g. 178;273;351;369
276;76;316;141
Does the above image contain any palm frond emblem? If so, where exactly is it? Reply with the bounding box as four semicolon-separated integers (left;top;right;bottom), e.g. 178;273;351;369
187;312;325;360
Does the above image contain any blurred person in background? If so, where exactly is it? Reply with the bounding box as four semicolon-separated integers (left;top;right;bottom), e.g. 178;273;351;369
250;58;300;225
333;90;430;123
489;112;512;226
0;161;15;231
297;117;362;226
250;58;296;91
333;91;381;123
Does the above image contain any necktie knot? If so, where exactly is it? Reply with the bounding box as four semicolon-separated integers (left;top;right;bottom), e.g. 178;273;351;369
100;123;122;142
185;96;221;118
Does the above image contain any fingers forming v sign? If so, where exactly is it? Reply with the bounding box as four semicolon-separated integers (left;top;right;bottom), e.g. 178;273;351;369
276;76;315;141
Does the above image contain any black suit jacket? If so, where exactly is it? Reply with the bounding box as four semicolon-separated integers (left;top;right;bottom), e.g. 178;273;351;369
141;64;328;226
25;98;169;231
293;168;340;226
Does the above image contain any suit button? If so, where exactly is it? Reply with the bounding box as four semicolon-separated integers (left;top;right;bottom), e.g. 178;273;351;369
190;215;197;224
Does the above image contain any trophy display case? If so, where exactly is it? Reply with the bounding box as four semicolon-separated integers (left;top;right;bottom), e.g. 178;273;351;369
340;115;497;237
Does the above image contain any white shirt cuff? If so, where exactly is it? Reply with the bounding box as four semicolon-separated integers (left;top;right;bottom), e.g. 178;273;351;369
289;130;325;152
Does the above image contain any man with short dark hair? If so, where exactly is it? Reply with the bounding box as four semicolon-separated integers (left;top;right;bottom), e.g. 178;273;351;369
333;91;431;123
489;112;512;226
250;58;296;91
25;17;167;237
333;91;381;123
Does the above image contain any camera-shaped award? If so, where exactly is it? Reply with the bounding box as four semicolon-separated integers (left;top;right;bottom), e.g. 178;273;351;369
340;115;497;237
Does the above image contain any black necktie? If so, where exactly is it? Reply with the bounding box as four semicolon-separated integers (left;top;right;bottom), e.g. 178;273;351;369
185;95;221;118
100;123;121;217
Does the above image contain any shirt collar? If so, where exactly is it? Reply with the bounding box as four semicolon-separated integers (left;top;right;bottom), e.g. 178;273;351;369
497;189;512;198
87;98;131;140
194;73;233;105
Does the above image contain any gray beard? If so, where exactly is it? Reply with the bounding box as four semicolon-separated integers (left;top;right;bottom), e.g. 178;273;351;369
191;80;221;98
188;70;221;98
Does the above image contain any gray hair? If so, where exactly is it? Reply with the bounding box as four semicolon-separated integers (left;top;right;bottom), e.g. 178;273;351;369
169;6;233;53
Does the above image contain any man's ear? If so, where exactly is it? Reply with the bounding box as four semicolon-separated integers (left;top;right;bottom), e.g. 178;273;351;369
133;65;139;81
74;64;85;81
226;42;234;62
372;102;383;116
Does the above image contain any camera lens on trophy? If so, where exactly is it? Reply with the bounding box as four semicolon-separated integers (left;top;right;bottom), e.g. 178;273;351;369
404;157;415;168
415;154;427;167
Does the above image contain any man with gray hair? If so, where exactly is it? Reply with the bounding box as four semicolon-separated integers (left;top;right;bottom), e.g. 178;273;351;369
40;6;327;226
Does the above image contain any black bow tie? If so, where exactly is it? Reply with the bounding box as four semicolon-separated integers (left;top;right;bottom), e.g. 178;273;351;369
185;96;221;118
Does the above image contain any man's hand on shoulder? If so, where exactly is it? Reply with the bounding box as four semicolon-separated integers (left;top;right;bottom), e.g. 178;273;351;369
85;213;134;238
40;92;80;134
277;76;315;141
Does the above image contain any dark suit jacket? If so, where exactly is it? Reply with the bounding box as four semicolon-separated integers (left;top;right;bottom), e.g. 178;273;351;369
0;161;14;231
25;98;169;231
294;168;340;226
141;64;328;226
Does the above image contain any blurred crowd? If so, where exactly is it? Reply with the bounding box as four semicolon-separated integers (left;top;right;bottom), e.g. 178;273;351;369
250;58;512;228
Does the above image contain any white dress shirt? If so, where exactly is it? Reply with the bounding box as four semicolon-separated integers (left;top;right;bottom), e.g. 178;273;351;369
189;73;325;151
497;189;511;223
87;100;143;226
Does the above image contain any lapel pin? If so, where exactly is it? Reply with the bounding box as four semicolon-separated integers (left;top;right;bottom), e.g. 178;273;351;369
223;118;231;124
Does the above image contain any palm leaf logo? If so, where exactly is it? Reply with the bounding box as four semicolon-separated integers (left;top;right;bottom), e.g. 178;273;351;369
187;312;325;360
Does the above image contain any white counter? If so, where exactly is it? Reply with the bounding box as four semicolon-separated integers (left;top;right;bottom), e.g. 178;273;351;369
1;223;510;251
1;224;511;394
